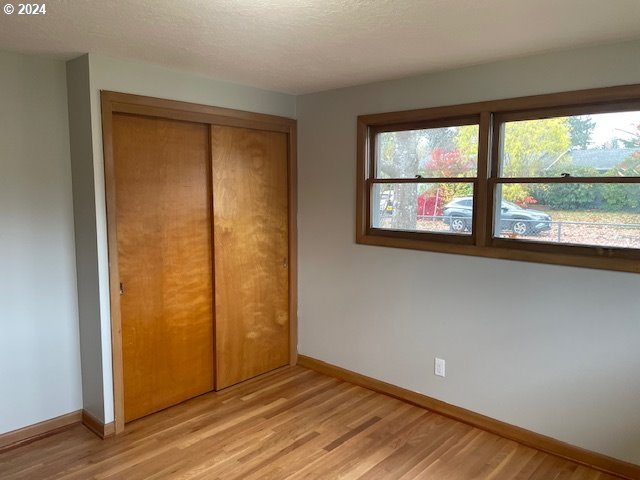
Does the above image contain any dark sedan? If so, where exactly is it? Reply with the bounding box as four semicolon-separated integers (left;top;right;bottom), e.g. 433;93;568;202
443;196;552;235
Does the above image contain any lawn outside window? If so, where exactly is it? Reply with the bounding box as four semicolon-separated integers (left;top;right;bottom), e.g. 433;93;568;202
356;84;640;273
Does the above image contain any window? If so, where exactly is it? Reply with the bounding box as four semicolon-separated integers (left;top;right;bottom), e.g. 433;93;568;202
370;120;479;239
493;111;640;251
356;84;640;273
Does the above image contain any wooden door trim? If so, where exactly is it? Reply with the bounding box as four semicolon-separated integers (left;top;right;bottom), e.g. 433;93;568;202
287;124;298;366
101;91;298;434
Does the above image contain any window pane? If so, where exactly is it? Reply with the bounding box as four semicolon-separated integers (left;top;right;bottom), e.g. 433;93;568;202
500;111;640;177
372;182;474;235
376;125;479;179
494;183;640;248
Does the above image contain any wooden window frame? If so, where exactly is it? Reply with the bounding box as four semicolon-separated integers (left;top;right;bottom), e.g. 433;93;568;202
368;115;480;246
356;84;640;273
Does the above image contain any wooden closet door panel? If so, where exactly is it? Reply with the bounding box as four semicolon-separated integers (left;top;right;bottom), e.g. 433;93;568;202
113;114;214;422
212;126;289;389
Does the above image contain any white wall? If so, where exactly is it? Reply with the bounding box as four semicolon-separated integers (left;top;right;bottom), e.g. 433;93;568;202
69;54;297;423
0;51;82;433
297;39;640;464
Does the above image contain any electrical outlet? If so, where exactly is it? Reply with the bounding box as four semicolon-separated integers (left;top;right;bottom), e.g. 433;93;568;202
434;357;446;377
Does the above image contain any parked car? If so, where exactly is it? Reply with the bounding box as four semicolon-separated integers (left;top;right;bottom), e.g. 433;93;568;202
443;196;552;235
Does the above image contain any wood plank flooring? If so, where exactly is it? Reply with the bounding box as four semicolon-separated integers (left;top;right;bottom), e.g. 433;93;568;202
0;366;623;479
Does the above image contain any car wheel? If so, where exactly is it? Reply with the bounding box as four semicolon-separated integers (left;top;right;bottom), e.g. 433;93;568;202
450;217;467;232
512;220;529;235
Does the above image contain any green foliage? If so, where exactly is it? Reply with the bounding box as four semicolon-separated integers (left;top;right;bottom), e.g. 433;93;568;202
501;184;536;206
601;183;640;211
602;150;640;210
493;118;572;206
535;166;599;210
503;118;571;177
453;118;573;207
535;152;640;211
455;125;479;162
567;115;595;149
439;183;473;205
541;183;598;210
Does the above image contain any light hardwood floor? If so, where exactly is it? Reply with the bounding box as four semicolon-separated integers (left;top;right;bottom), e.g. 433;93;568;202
0;366;622;479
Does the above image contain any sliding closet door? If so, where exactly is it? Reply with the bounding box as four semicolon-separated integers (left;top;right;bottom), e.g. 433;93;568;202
212;126;290;389
113;114;214;422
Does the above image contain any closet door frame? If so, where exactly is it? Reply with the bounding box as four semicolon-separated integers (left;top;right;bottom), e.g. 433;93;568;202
101;91;298;434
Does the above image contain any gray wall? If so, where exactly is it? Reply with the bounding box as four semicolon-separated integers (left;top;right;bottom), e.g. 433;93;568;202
0;51;82;433
296;39;640;464
66;55;105;421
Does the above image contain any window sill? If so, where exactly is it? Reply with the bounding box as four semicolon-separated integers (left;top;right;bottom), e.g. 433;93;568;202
356;231;640;274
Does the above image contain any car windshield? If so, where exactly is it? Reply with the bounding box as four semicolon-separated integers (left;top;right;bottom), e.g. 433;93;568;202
502;200;521;210
447;198;526;210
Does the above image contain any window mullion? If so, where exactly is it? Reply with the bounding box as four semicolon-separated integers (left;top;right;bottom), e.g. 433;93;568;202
476;112;492;247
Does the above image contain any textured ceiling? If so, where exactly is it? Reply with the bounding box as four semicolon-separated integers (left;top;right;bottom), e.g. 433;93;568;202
1;0;640;94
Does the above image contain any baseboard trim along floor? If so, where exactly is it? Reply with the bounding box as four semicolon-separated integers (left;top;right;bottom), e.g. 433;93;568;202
0;411;82;452
81;410;115;439
297;354;640;480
